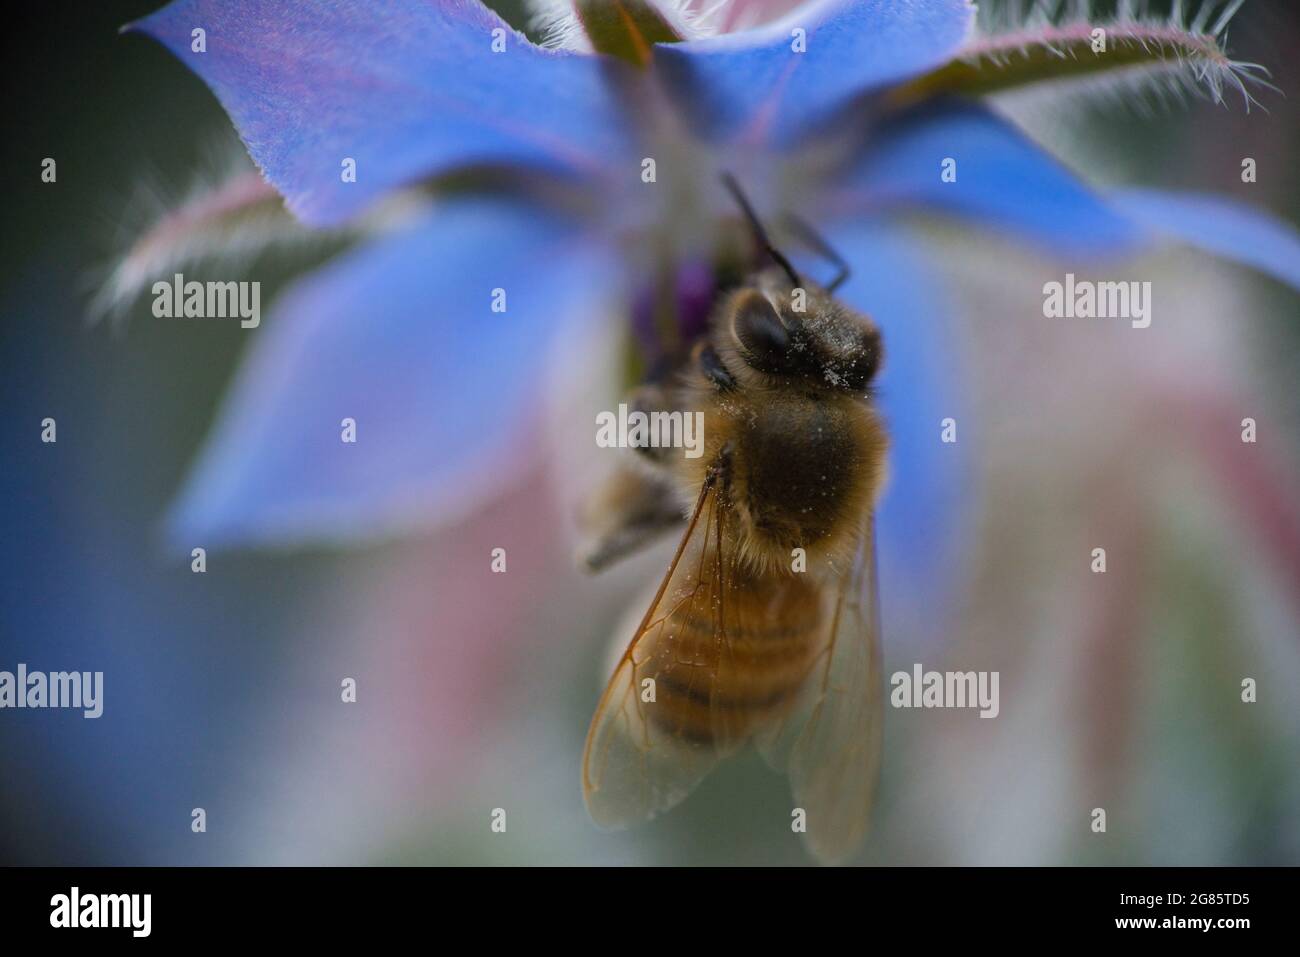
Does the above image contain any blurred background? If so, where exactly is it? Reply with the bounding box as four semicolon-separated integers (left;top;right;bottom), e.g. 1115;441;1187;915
2;0;1298;865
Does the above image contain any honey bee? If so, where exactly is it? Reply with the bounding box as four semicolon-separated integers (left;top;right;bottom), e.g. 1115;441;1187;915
579;175;889;863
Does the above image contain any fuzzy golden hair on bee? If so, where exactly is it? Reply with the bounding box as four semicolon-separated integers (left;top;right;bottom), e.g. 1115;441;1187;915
671;383;887;579
581;174;893;863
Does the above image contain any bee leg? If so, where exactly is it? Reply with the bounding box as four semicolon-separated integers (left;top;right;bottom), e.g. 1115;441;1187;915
623;384;680;466
576;465;686;573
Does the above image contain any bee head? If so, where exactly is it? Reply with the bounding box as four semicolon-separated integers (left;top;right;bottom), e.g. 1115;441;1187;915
726;274;882;393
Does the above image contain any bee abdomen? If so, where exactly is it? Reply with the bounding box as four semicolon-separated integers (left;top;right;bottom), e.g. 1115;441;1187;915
646;574;822;745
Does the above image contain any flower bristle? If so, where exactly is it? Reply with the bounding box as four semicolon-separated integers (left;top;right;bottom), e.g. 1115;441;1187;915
525;0;716;50
966;0;1275;112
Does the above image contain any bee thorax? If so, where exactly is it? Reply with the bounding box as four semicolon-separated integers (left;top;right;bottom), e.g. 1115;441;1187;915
717;391;885;573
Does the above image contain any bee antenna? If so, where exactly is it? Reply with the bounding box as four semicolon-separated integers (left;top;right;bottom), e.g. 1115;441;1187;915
780;213;851;293
719;172;802;289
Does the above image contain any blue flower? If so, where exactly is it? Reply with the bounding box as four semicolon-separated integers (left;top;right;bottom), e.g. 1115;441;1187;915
125;0;1300;613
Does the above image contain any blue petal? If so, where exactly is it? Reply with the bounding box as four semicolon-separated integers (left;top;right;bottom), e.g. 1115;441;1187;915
653;0;974;145
816;222;974;649
1109;188;1300;292
168;199;613;548
128;0;636;226
825;100;1142;257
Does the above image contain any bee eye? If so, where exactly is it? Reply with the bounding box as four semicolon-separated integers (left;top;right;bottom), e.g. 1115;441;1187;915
732;291;790;374
693;341;736;391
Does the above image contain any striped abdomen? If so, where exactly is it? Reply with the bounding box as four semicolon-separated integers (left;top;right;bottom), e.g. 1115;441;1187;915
645;563;824;746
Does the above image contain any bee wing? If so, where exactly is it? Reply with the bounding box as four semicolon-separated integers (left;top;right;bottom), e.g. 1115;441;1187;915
582;464;747;828
755;512;883;864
